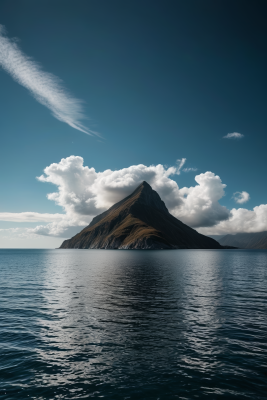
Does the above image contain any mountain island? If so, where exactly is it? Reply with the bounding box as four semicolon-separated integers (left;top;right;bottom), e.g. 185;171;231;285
60;181;222;250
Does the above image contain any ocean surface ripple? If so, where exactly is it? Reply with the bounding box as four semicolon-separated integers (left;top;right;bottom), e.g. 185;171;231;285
0;249;267;399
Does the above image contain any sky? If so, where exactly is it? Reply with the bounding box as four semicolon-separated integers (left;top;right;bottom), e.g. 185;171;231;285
0;0;266;248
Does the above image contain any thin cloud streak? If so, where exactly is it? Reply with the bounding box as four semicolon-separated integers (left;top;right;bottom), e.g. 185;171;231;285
0;25;96;135
0;212;64;223
183;167;197;172
223;132;244;139
176;158;186;174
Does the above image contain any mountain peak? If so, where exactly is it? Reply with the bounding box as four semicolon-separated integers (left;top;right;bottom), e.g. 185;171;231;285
135;181;152;192
141;180;151;187
129;181;168;213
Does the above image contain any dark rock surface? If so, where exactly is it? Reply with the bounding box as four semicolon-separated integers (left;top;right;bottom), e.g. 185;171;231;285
60;181;222;250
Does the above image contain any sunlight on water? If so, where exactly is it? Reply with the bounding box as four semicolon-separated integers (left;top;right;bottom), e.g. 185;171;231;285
0;249;267;399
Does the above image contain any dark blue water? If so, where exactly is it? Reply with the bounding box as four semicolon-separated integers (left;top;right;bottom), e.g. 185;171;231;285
0;249;267;399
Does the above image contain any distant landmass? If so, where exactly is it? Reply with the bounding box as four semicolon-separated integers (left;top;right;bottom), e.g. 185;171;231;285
212;232;267;249
60;181;222;250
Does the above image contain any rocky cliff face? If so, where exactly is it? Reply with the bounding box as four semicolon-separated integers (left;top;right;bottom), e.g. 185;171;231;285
60;181;222;250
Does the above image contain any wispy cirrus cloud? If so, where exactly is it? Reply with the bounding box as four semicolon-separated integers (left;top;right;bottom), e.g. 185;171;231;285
177;159;197;174
176;158;186;174
0;25;96;135
223;132;244;139
183;167;197;172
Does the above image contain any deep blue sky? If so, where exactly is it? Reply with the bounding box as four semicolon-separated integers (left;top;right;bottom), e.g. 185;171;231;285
0;0;266;236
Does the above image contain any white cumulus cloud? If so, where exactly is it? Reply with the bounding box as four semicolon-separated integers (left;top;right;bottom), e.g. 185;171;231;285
223;132;244;139
199;205;267;236
233;191;250;204
30;156;231;236
177;172;230;227
0;25;96;135
36;155;183;219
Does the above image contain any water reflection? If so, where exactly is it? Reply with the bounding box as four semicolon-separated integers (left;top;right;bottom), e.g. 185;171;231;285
1;249;267;399
37;251;185;390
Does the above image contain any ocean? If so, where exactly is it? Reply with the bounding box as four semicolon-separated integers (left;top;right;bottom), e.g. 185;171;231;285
0;249;266;399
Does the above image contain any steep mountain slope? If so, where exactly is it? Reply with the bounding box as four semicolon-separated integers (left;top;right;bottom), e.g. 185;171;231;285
218;232;267;249
60;181;222;249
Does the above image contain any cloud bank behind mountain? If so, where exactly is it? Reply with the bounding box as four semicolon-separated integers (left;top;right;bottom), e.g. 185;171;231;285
1;156;266;238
